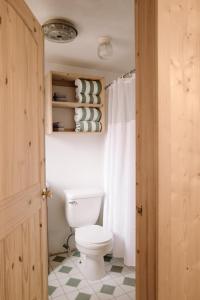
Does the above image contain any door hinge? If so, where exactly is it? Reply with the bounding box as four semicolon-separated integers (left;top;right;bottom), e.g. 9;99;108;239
41;187;52;199
136;204;143;215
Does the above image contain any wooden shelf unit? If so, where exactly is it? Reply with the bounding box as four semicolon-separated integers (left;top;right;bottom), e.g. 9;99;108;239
52;101;103;109
45;71;106;134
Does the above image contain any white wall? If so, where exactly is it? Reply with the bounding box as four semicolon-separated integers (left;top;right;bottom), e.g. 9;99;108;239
46;63;119;254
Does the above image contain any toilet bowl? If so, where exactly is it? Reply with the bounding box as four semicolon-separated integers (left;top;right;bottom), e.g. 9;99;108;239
64;188;113;280
75;225;112;280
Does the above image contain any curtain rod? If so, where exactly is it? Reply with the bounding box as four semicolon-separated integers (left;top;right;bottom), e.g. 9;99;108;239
105;68;136;90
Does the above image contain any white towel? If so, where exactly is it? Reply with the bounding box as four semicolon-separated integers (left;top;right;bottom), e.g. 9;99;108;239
74;108;101;122
75;79;102;95
75;89;101;104
75;121;102;132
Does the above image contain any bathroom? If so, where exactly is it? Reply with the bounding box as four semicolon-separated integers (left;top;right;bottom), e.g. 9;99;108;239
1;0;200;299
26;1;135;299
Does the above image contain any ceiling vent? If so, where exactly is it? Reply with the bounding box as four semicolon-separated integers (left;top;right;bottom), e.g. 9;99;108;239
42;19;78;43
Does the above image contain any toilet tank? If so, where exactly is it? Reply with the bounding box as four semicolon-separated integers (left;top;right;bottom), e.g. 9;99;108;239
64;188;104;228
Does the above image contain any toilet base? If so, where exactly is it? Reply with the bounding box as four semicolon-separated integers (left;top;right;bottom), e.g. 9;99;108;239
80;254;105;280
75;229;113;281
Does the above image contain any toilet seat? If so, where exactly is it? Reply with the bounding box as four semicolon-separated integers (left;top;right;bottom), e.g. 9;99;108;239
75;225;112;247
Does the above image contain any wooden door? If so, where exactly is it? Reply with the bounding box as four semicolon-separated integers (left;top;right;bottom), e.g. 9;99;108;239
0;0;48;299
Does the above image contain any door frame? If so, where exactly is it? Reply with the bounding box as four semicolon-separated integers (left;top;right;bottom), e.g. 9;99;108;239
135;0;157;299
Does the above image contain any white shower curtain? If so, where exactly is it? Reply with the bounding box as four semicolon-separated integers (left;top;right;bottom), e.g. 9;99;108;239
103;75;136;267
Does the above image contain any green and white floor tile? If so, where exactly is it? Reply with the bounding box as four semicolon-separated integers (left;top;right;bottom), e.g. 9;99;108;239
48;252;135;300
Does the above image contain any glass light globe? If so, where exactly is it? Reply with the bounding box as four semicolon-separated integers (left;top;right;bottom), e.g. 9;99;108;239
97;36;113;60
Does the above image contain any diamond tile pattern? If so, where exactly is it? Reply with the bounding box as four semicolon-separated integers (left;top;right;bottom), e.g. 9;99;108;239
100;284;115;295
53;256;66;263
76;292;91;300
48;251;135;299
48;285;57;296
73;251;81;257
110;265;123;273
59;266;73;274
67;278;81;287
104;254;112;262
123;277;135;287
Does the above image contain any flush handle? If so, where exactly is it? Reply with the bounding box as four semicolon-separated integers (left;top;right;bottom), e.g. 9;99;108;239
69;201;78;205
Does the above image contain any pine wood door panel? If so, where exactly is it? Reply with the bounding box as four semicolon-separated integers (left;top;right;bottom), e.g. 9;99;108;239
22;219;31;300
5;226;23;300
0;184;41;240
0;2;40;200
0;0;47;299
0;212;42;300
29;212;42;300
21;212;42;300
158;1;200;299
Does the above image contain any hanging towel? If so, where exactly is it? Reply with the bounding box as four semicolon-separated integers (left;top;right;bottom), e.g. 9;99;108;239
75;79;102;95
75;89;101;104
75;121;102;132
74;108;101;122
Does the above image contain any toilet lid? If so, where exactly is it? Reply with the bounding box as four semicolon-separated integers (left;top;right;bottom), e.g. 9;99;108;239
76;225;112;245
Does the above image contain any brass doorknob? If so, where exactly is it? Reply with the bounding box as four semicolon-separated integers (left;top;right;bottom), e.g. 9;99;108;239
42;188;52;198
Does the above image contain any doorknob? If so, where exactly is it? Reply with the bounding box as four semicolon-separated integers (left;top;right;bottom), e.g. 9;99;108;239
42;187;52;199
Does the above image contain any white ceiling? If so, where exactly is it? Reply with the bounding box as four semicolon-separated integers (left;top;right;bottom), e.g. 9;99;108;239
25;0;134;73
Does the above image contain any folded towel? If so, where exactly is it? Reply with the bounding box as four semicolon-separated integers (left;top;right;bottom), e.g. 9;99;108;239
74;108;101;122
75;89;101;104
75;121;102;132
75;79;102;95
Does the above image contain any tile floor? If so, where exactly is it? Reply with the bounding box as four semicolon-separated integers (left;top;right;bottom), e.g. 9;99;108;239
48;251;135;300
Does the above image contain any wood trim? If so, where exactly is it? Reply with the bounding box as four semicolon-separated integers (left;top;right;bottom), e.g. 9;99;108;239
99;77;106;133
52;101;103;108
135;0;157;299
51;71;104;81
0;240;5;300
45;72;53;134
37;24;48;300
0;184;41;240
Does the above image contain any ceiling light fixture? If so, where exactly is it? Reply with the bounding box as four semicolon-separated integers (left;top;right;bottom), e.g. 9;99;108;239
42;19;78;43
97;36;113;60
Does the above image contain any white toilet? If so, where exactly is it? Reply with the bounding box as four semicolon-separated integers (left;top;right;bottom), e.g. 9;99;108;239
64;188;112;280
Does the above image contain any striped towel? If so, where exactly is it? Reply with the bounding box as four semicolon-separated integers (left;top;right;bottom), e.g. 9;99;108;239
75;89;101;104
75;121;102;132
75;79;102;95
74;108;101;122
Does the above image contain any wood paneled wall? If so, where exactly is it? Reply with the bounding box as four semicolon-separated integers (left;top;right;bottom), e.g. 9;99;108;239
136;0;200;299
